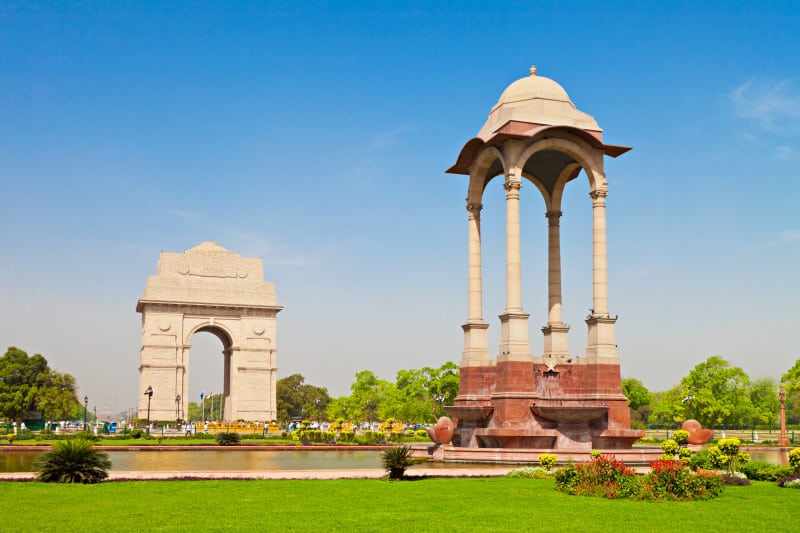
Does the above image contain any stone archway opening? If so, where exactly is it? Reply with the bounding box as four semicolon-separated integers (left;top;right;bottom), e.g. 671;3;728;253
136;242;282;423
188;329;230;422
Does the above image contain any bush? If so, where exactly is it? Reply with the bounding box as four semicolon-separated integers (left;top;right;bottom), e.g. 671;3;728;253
380;445;425;480
708;437;749;475
638;460;724;501
789;448;800;471
778;472;800;488
554;455;638;499
507;467;552;479
660;439;679;456
672;430;690;445
538;453;558;470
215;432;241;446
34;439;111;484
688;448;712;470
740;461;793;482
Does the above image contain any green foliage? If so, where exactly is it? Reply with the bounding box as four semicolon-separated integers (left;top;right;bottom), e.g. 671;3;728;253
554;455;638;499
276;374;330;422
679;356;753;428
6;433;16;445
0;346;80;421
34;438;111;483
789;448;800;471
747;378;779;427
739;461;793;481
621;378;651;428
214;432;241;446
380;445;425;480
538;453;557;470
781;359;800;423
688;448;712;470
638;460;724;501
672;430;690;445
506;467;552;479
660;439;679;455
678;447;693;460
708;437;750;475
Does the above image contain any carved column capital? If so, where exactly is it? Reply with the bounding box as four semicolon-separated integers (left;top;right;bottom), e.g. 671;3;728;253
545;210;563;225
503;179;521;200
466;202;483;215
589;189;608;204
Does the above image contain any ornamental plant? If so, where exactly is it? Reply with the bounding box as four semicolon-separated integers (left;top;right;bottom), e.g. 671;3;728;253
638;460;723;501
538;453;558;470
672;430;690;446
708;437;750;476
789;448;800;471
554;454;637;499
506;467;552;479
660;439;680;457
215;431;242;446
35;438;111;484
380;445;426;480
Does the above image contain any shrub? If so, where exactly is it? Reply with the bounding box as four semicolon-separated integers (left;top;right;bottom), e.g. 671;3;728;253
638;460;724;501
34;439;111;484
678;447;693;460
672;430;690;446
554;455;638;499
688;448;712;471
215;432;241;446
789;448;800;471
778;472;800;488
740;461;793;481
708;437;749;475
507;467;552;479
380;445;425;480
6;434;15;445
538;453;558;470
660;439;679;456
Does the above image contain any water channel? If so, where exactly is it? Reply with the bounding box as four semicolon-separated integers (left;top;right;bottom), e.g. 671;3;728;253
0;447;789;474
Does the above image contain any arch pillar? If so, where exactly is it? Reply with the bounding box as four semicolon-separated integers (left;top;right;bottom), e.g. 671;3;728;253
586;188;618;361
542;209;569;367
497;175;531;365
461;201;490;367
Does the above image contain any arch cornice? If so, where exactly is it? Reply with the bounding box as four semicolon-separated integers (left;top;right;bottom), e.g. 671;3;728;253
514;133;606;193
467;145;507;205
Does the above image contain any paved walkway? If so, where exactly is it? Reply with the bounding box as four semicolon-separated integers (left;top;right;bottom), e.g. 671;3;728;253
0;466;516;482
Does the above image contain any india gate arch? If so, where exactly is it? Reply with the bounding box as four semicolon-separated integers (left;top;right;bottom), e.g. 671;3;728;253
443;66;644;452
136;242;282;422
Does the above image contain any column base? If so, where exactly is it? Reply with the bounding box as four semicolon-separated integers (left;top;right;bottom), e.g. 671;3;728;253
585;315;618;361
541;322;570;370
498;311;532;362
461;321;490;365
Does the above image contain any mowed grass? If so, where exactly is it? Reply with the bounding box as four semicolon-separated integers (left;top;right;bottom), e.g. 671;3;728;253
2;478;799;532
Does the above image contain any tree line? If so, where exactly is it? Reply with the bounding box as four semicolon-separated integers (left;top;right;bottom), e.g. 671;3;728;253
0;347;81;422
625;355;800;429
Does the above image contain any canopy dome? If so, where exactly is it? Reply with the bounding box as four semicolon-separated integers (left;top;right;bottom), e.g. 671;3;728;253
476;66;601;139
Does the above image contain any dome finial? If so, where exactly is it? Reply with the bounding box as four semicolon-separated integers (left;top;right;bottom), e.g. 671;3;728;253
529;64;537;76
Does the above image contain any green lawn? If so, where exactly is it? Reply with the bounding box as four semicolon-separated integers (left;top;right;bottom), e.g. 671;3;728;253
2;478;799;532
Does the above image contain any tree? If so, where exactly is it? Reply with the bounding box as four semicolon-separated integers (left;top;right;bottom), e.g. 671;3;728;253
647;386;684;428
679;356;753;428
747;377;779;428
349;370;389;423
781;359;800;423
0;347;80;421
276;374;330;422
621;378;651;428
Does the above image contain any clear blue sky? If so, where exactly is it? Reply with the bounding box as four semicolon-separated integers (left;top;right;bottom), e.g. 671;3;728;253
2;1;798;416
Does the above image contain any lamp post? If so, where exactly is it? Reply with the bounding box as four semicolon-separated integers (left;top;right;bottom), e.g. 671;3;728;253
688;393;694;420
144;386;154;434
83;396;88;431
201;391;205;422
175;394;181;423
